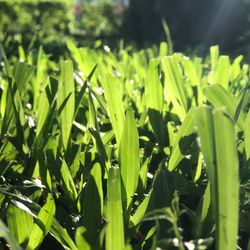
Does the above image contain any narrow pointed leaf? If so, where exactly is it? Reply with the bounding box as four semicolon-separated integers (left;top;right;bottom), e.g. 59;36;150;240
26;194;55;250
106;167;125;250
168;108;196;171
7;204;33;244
213;108;239;250
119;110;140;208
101;74;125;145
57;60;75;150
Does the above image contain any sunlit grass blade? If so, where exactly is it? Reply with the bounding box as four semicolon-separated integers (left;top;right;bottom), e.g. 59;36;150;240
195;106;216;209
145;59;163;113
106;167;125;250
245;110;250;160
203;84;245;130
210;45;219;72
26;193;55;250
193;184;214;238
162;55;188;120
36;79;50;137
74;65;97;119
213;108;239;250
234;85;250;123
50;219;78;250
7;204;33;244
58;160;78;202
119;109;140;209
13;61;35;92
101;74;125;145
168;108;196;171
57;60;75;150
75;227;91;250
145;59;165;147
182;57;201;86
211;56;231;88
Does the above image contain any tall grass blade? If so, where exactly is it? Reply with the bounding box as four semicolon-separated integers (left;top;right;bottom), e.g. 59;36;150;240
50;219;78;250
162;55;188;120
101;74;125;145
7;204;33;244
168;108;196;171
203;84;245;130
145;59;165;147
81;163;103;246
213;108;239;250
57;60;75;150
26;194;55;250
245;110;250;160
106;167;125;250
196;106;239;250
119;110;140;209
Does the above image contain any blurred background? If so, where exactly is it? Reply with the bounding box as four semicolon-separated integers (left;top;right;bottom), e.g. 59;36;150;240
1;0;250;59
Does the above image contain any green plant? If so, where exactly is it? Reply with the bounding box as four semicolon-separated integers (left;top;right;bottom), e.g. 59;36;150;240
0;42;249;249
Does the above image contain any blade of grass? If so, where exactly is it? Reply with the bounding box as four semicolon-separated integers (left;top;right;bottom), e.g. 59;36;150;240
81;163;103;245
7;204;33;244
168;108;196;171
245;110;250;160
26;194;55;250
119;110;140;209
106;167;125;250
162;55;188;120
203;84;245;130
57;60;75;150
101;74;125;145
213;108;239;250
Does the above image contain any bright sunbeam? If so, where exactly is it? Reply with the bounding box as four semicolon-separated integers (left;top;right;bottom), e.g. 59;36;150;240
203;0;239;46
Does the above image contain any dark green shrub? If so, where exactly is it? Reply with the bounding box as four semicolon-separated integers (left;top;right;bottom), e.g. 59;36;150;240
0;0;72;57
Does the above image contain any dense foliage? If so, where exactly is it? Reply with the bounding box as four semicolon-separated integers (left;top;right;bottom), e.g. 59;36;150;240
0;0;122;58
0;41;249;249
0;1;72;57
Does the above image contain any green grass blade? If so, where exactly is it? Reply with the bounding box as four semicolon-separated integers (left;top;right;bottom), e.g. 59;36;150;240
213;108;239;250
130;191;152;227
245;110;250;160
26;194;55;250
203;84;245;130
7;204;33;244
50;219;78;250
101;74;125;145
145;59;165;147
74;65;97;119
75;227;91;250
210;45;219;72
119;110;140;209
106;167;125;250
13;61;35;92
196;106;239;248
145;59;163;112
81;163;103;245
59;160;78;201
36;79;50;137
57;60;75;150
162;55;188;120
168;108;196;171
212;56;231;88
195;106;216;209
162;19;173;55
